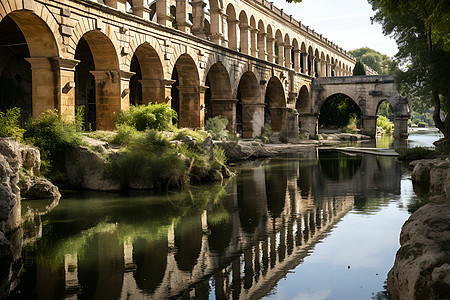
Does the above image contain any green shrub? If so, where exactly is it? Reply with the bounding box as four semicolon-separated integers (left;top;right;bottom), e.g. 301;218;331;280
105;130;187;189
109;124;142;146
205;116;229;140
396;147;437;162
260;124;273;143
172;128;208;144
75;105;85;132
377;115;393;134
24;109;84;177
0;107;25;140
114;102;177;131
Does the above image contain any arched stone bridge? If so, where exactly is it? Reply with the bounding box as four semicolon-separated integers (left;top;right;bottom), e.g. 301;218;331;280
0;0;407;138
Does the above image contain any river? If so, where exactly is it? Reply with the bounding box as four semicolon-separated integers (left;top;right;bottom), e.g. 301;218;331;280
6;130;443;299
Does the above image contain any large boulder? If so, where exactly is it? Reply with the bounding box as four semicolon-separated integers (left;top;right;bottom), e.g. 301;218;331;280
64;146;121;191
20;146;40;176
0;138;21;234
20;176;61;200
387;203;450;300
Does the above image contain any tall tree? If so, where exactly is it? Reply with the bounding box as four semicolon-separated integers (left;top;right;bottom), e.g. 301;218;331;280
369;0;450;139
350;47;397;75
353;60;366;75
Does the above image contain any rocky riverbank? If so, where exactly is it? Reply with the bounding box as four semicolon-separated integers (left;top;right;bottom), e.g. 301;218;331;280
387;156;450;300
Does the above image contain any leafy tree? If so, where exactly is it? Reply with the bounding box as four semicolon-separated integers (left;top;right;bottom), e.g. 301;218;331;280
350;47;397;75
369;0;450;139
353;60;366;75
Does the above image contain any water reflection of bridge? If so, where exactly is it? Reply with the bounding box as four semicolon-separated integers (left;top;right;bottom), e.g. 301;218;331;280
18;152;402;299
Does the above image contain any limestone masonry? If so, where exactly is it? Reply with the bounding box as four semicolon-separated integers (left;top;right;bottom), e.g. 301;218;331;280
0;0;408;138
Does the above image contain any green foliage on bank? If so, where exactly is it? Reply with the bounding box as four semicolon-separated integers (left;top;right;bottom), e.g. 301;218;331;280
0;107;25;140
260;124;273;143
23;109;84;177
114;102;177;131
377;115;393;134
205;116;229;140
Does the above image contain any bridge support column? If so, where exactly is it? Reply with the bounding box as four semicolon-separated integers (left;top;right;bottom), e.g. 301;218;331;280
177;85;206;129
156;0;172;27
138;79;165;104
176;0;191;33
267;37;275;63
277;42;285;66
301;52;308;74
258;32;267;60
269;107;286;132
362;115;377;138
242;103;264;138
298;113;318;138
90;70;122;130
210;8;225;45
163;79;176;105
211;98;237;133
239;24;249;54
52;57;80;119
394;116;409;139
131;0;150;19
191;0;206;38
25;57;61;118
293;49;300;72
250;27;259;57
120;70;135;112
284;44;292;69
227;20;239;50
283;111;299;143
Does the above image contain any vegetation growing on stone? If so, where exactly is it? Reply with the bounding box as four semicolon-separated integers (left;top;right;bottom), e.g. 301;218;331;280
260;124;273;143
0;107;25;140
23;109;84;178
205;116;229;140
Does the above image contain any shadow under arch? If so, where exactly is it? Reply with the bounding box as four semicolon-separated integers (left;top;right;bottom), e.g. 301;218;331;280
171;53;202;128
264;76;286;132
236;71;260;137
0;10;59;122
204;62;233;130
129;43;164;105
75;30;121;130
318;93;361;129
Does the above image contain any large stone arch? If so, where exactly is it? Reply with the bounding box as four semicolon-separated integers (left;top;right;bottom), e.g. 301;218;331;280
238;11;249;54
204;62;234;131
236;71;262;137
0;9;62;121
226;4;238;51
171;53;203;128
75;30;121;130
265;76;286;132
129;42;165;105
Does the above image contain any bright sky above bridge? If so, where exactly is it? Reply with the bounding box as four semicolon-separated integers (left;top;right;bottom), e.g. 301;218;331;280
271;0;398;58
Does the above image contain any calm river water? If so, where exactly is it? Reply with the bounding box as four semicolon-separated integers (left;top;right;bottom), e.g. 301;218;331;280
7;130;443;299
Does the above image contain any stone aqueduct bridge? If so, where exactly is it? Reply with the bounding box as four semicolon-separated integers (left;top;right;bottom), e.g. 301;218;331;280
0;0;408;138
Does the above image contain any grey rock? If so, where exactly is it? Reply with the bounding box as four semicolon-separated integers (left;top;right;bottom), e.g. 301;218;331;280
20;176;61;200
20;146;41;176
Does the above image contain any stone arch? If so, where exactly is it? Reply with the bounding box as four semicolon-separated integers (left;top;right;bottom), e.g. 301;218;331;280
236;71;261;137
265;76;286;132
326;54;331;77
266;24;274;63
320;51;326;77
226;4;238;51
296;85;310;114
292;38;299;72
318;92;361;129
275;29;283;65
307;46;314;76
300;41;307;74
75;30;121;130
129;42;165;106
250;15;257;57
314;48;320;77
238;11;249;54
0;9;62;122
204;62;234;131
257;20;266;60
171;53;203;128
208;0;224;44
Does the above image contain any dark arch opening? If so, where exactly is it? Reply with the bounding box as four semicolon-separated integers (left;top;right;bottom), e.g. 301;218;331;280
0;14;31;125
318;94;361;131
264;77;286;132
236;72;260;137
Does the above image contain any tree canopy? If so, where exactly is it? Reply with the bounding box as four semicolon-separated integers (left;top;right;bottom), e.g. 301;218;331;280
369;0;450;139
350;47;396;75
353;60;366;75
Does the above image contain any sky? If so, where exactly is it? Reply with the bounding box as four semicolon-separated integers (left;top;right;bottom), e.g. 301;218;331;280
270;0;398;58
